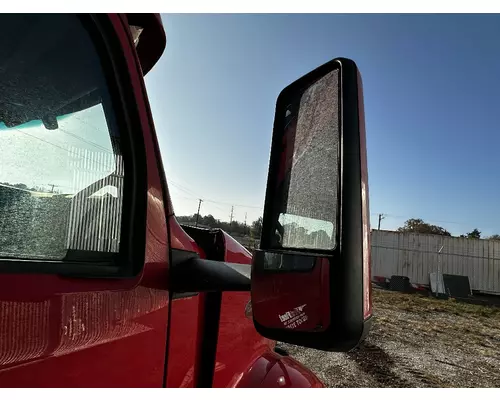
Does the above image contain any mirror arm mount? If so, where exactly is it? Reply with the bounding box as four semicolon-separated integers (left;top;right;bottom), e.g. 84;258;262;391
169;249;251;388
169;249;251;293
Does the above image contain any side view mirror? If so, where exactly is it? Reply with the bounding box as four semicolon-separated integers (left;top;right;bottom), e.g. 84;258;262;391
251;57;372;351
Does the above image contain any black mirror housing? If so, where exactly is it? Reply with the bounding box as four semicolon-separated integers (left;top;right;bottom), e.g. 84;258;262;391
251;57;372;351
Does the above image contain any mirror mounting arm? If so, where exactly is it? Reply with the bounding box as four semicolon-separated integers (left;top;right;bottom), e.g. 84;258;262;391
170;250;251;294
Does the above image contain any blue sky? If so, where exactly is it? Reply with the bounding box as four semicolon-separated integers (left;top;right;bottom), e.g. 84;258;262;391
144;14;500;237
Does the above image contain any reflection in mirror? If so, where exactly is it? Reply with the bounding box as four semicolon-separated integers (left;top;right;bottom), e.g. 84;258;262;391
278;214;334;251
274;69;340;251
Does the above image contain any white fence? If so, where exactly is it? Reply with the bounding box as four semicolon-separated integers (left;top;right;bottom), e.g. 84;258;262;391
371;230;500;295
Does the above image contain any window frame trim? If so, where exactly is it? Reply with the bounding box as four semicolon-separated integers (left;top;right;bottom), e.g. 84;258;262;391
0;14;148;278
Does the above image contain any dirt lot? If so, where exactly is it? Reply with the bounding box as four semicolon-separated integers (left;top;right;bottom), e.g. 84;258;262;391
279;287;500;387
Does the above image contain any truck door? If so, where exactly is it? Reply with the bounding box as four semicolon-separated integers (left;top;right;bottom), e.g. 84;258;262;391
0;14;171;387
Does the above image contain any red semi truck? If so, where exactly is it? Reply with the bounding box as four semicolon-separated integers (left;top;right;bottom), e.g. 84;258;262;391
0;14;371;387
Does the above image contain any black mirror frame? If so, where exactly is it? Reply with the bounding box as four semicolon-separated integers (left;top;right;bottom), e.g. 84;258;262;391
252;57;372;351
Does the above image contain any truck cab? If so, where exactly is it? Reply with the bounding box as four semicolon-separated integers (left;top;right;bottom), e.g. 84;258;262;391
0;13;371;387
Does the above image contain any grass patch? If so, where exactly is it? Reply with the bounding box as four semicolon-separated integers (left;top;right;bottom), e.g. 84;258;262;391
373;288;500;318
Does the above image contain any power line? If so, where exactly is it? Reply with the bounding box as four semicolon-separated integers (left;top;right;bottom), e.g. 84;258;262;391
169;189;228;213
58;126;113;154
171;195;201;203
168;179;263;210
204;198;263;210
169;179;263;208
372;212;470;227
7;112;115;155
73;115;111;139
14;128;116;172
14;127;264;214
168;180;201;198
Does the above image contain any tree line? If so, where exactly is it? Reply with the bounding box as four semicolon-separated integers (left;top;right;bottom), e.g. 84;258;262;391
180;214;499;243
177;213;333;248
177;213;263;238
396;218;500;240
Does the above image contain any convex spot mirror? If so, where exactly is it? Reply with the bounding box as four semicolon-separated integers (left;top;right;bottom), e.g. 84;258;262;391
251;58;372;352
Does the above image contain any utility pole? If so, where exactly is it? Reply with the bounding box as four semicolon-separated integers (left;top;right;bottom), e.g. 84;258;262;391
195;199;203;227
378;213;385;230
244;212;248;235
229;206;234;225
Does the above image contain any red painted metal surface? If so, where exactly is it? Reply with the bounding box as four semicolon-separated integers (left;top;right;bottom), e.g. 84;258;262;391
0;13;326;389
165;219;203;388
0;14;170;387
135;14;324;388
252;257;331;332
261;355;324;388
165;226;323;388
165;227;279;388
236;351;324;388
168;216;198;253
166;292;200;388
211;233;323;388
221;230;253;263
215;231;275;387
212;291;271;387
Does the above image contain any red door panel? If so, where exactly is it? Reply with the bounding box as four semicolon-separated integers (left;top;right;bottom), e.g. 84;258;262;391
213;291;272;388
165;294;200;388
0;14;170;387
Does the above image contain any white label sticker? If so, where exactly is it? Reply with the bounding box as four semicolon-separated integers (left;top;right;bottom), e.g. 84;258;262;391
279;304;308;329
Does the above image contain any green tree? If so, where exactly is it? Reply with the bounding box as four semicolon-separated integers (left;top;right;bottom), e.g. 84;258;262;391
251;217;263;238
176;213;263;238
202;214;217;227
465;228;481;239
397;218;451;236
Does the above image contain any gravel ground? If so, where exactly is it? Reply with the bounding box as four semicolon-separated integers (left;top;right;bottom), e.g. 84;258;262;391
279;287;500;387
